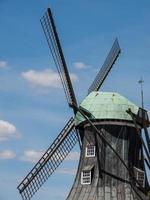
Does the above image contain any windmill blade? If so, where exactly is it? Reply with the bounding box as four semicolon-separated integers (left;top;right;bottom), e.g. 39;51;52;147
143;127;150;155
40;8;77;112
126;109;150;164
129;108;150;155
145;158;150;170
88;38;121;94
17;117;78;200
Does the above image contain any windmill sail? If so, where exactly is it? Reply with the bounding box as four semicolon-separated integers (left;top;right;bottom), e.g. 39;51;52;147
88;38;121;94
40;8;77;112
17;117;78;200
126;108;150;164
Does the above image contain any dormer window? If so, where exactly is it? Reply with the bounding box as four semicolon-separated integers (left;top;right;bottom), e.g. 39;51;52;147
134;167;145;187
86;145;95;157
81;165;94;185
81;170;91;185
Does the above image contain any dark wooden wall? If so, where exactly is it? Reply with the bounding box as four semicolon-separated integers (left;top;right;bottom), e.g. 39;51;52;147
67;120;148;200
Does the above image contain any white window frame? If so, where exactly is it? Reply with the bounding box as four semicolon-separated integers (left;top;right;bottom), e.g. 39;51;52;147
81;170;91;185
134;167;145;187
85;145;95;157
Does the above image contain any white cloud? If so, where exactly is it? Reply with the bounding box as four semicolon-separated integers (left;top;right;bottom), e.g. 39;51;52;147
20;150;80;164
65;151;80;161
0;120;19;141
20;150;44;163
0;150;16;160
74;62;90;69
0;61;7;68
70;74;78;82
57;168;77;175
22;69;78;88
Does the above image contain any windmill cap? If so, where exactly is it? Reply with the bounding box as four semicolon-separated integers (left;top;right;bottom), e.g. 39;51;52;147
75;91;139;126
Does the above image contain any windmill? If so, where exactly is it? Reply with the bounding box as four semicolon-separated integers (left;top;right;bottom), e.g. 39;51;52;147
17;7;150;200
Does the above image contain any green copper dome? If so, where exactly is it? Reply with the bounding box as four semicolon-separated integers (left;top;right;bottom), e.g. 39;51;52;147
75;92;139;125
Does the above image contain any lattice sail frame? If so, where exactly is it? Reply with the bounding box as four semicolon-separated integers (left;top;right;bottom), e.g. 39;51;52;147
88;38;121;94
40;8;77;110
17;118;78;200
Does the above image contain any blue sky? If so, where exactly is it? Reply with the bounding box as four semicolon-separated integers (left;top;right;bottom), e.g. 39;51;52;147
0;0;150;200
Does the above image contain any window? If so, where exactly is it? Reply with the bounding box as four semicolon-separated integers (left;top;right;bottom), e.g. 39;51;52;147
134;167;145;187
81;165;94;185
86;145;95;157
81;171;91;185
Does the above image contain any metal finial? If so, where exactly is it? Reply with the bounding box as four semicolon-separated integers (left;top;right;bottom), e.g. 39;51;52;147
138;77;144;109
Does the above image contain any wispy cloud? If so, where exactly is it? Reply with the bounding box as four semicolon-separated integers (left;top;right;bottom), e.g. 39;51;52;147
22;69;78;88
0;61;8;69
57;168;77;175
20;150;44;163
74;62;91;69
0;120;19;141
20;150;80;164
0;150;16;160
66;151;80;161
